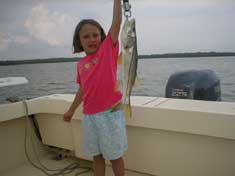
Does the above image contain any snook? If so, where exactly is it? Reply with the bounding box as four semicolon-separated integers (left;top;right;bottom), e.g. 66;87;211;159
120;18;138;118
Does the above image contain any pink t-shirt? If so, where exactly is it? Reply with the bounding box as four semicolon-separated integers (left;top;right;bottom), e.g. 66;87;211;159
76;32;122;114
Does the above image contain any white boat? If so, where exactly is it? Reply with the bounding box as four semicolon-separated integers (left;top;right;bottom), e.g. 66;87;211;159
0;77;28;88
1;93;235;176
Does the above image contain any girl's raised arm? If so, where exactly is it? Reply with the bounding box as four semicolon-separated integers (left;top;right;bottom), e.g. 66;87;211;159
110;0;122;44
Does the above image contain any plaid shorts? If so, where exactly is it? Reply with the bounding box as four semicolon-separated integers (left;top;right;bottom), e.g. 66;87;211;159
82;109;128;160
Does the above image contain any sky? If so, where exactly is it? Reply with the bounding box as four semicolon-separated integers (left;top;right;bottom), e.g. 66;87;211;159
0;0;235;60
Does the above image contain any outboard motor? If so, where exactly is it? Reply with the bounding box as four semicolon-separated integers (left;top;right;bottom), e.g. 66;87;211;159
165;69;221;101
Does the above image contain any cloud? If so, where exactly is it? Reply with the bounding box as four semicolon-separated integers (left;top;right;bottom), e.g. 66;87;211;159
130;0;235;54
0;32;11;51
13;36;31;44
0;32;32;51
24;3;73;46
134;0;234;6
1;0;234;60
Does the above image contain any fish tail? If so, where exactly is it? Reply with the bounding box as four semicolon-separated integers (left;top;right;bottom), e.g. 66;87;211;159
134;75;140;87
123;103;132;119
118;53;123;65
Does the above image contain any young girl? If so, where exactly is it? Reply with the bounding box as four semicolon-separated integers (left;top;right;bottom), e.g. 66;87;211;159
63;0;127;176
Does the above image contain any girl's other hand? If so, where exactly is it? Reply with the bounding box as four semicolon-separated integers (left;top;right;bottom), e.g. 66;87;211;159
63;110;74;122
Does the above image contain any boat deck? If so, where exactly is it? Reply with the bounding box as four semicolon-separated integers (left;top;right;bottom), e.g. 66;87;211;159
1;155;150;176
2;95;235;176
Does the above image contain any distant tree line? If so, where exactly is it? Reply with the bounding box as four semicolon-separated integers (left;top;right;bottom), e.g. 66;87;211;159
0;57;80;66
139;52;235;59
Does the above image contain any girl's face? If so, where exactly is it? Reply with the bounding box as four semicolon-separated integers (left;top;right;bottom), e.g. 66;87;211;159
79;24;102;55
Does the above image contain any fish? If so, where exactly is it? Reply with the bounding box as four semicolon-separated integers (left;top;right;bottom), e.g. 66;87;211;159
119;18;138;118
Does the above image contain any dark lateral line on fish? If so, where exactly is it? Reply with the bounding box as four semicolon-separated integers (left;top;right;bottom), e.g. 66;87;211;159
125;50;137;98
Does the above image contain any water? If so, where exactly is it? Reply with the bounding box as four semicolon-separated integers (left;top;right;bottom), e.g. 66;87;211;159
0;56;235;104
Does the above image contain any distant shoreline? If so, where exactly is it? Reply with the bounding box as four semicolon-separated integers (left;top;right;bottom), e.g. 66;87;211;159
139;52;235;59
1;52;235;66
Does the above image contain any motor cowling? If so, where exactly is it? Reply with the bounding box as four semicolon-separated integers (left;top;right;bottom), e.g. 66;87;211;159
165;69;221;101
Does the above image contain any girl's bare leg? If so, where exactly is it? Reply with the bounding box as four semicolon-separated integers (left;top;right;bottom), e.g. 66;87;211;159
93;155;105;176
110;157;125;176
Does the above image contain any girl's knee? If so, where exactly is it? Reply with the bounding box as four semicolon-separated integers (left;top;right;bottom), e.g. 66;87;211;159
110;157;123;164
93;154;105;162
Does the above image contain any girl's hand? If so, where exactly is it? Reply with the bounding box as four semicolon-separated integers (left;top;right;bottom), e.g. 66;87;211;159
63;110;74;122
63;88;83;122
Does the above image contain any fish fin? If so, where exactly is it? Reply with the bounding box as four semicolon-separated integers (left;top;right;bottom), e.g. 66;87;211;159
118;53;123;65
123;103;132;119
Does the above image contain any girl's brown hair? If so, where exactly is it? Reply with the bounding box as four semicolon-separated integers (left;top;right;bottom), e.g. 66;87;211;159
73;19;106;53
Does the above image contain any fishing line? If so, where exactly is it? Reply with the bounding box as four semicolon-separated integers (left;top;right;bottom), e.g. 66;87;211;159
23;100;93;176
